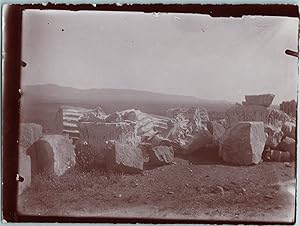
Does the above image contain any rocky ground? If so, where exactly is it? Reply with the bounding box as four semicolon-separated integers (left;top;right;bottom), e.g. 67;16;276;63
17;149;295;223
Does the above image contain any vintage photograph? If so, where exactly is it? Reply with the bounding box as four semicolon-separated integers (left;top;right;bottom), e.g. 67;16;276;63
16;8;297;223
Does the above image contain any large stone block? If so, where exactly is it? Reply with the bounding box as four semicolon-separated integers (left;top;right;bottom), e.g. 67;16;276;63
18;146;31;195
244;94;275;107
28;135;76;176
105;109;158;138
146;146;174;167
19;123;43;149
280;100;297;117
225;105;294;128
79;122;140;147
166;107;210;127
166;107;212;154
220;122;267;165
105;140;145;173
277;137;296;161
168;123;212;154
282;121;296;139
263;148;291;162
264;125;284;148
78;106;107;123
207;120;226;147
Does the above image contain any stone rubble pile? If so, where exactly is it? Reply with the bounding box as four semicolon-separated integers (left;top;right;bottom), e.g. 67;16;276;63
221;94;296;164
18;94;296;194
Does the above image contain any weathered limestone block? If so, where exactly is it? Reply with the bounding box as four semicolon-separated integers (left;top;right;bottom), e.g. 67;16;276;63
105;112;124;123
282;121;296;139
166;106;210;127
79;122;139;147
277;137;296;161
207;120;226;147
105;109;158;138
225;105;293;128
19;123;43;149
220;122;267;165
263;148;291;162
166;106;212;154
168;124;212;154
280;100;297;117
78;106;107;123
105;140;145;173
264;125;284;148
28;135;76;176
244;94;275;107
18;146;31;195
147;146;174;166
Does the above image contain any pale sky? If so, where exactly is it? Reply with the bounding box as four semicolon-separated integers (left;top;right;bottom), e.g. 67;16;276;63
21;10;299;104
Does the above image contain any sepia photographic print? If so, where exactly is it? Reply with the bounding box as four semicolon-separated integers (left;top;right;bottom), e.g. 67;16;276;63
2;4;298;224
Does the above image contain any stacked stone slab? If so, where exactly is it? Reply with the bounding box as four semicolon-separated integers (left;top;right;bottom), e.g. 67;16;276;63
18;123;43;194
55;105;95;141
78;106;107;123
27;135;76;176
226;105;294;129
77;109;174;172
219;122;267;166
224;94;296;164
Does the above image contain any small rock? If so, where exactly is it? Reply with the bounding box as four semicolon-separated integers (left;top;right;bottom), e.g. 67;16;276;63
185;183;190;187
114;194;122;198
241;188;246;194
188;169;193;173
172;161;177;165
167;191;175;195
284;162;292;167
275;204;283;209
216;186;225;195
264;195;273;199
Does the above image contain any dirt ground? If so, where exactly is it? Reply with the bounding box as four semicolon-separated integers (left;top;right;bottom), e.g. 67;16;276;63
17;150;296;223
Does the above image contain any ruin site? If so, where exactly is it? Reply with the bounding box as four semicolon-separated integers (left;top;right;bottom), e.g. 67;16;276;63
18;90;296;222
15;10;297;223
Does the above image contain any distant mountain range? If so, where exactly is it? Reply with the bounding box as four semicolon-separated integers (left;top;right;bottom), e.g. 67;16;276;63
21;84;234;115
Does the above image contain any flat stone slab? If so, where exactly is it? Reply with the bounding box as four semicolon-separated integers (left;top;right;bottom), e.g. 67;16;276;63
244;94;275;107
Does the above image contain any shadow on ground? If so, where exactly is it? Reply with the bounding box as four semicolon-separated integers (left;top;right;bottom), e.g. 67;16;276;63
177;147;224;165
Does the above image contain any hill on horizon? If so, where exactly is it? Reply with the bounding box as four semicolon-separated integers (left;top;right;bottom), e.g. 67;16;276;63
19;84;236;132
21;84;234;114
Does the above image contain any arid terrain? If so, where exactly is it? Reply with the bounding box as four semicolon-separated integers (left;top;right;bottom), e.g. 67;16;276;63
18;152;295;222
